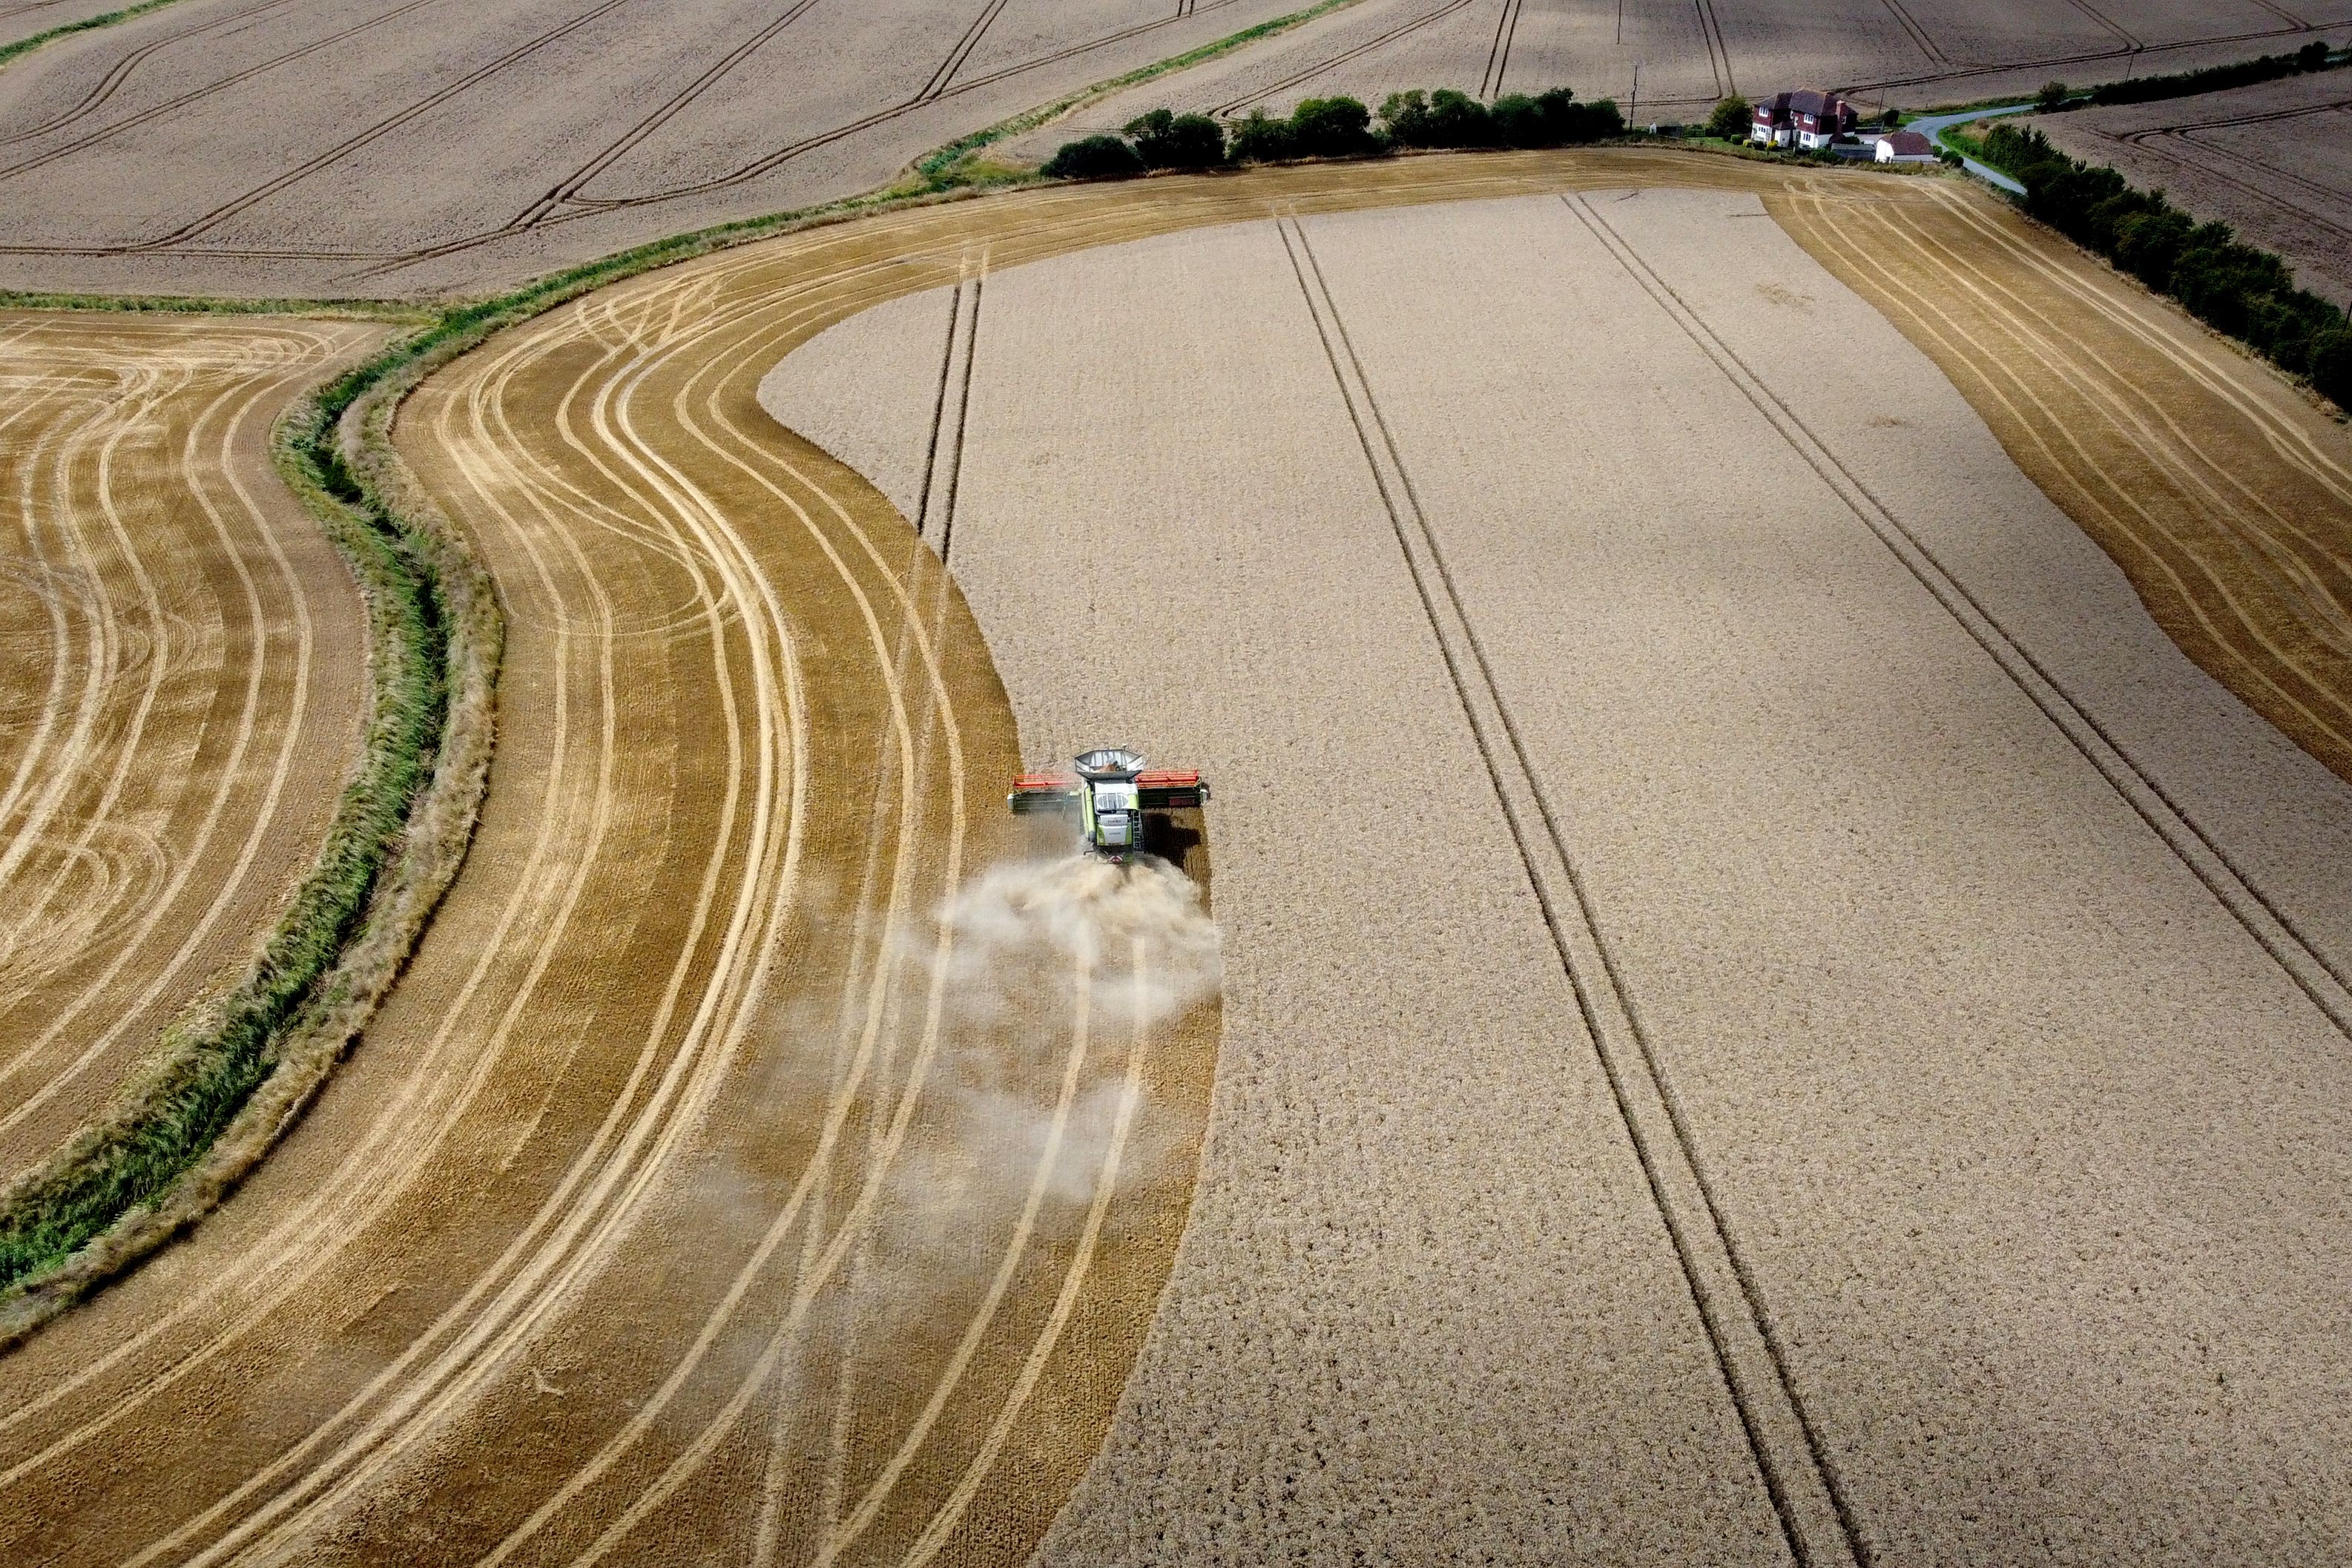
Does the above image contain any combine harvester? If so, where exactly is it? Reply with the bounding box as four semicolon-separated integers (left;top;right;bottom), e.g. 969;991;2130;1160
1008;748;1208;861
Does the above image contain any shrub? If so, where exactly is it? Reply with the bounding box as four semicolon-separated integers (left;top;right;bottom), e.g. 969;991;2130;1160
1567;94;1625;141
1124;108;1228;168
1287;95;1379;157
1381;88;1494;148
2036;79;2070;112
2310;326;2352;408
1228;108;1294;162
1704;94;1750;140
1041;134;1146;179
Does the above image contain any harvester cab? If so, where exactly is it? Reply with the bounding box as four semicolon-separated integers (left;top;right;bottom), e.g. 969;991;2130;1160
1007;747;1208;860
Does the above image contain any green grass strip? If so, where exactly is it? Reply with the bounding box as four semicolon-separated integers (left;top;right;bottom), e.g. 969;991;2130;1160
0;0;190;70
0;289;435;319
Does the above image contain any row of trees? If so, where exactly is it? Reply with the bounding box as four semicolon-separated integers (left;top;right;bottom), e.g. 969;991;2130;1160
1040;88;1625;180
1973;122;2351;410
2035;39;2339;111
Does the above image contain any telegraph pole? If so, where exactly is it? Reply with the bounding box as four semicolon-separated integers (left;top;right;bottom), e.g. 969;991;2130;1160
1629;60;1641;124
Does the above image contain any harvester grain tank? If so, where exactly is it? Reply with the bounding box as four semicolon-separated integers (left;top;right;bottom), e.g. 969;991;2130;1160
1007;748;1208;860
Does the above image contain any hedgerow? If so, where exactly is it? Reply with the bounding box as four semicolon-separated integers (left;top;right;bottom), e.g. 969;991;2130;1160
1971;120;2351;412
2083;39;2340;108
1045;85;1625;176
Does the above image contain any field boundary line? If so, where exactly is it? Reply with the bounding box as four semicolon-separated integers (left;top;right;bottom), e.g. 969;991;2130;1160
1567;190;2352;1041
1277;211;1865;1568
0;0;189;71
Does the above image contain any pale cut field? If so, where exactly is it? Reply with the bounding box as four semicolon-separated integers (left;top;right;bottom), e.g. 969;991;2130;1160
1005;0;2339;159
0;311;374;1180
762;190;2352;1564
2023;73;2352;309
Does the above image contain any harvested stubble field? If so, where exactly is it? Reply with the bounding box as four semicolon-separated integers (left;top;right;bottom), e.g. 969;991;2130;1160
0;311;376;1182
2022;71;2352;309
9;150;2352;1567
1005;0;2347;159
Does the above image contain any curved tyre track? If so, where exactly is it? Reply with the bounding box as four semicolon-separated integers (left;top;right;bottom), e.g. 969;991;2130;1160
0;311;376;1181
6;153;2351;1564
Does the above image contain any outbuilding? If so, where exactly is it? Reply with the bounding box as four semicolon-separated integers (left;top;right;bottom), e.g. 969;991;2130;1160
1874;129;1937;164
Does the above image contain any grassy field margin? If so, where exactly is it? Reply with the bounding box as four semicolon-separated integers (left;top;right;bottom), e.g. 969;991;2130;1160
0;0;191;69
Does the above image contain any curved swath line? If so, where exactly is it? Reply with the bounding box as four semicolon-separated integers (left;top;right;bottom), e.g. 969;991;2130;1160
474;266;977;1568
0;321;646;1487
0;363;137;894
1207;0;1478;118
83;323;649;1568
15;308;667;1516
807;949;1096;1567
1916;182;2352;507
1865;194;2352;659
0;247;944;1482
125;0;643;250
1808;195;2352;760
0;357;173;941
163;281;820;1568
899;941;1152;1566
509;0;828;231
0;345;194;1024
0;0;453;185
432;242;1001;1561
1830;199;2352;767
0;369;91;880
0;0;306;148
0;328;338;1137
